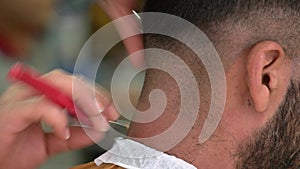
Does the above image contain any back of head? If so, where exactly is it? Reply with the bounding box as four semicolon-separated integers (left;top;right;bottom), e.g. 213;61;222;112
128;1;300;168
143;0;300;71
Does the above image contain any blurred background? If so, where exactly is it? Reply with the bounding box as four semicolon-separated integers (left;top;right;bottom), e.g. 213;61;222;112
0;0;145;168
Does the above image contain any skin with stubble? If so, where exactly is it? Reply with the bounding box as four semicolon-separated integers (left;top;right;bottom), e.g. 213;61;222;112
236;81;300;168
128;0;300;168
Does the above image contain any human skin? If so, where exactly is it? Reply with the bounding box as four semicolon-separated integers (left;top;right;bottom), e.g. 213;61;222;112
0;0;142;168
128;41;293;169
97;0;145;68
0;70;119;169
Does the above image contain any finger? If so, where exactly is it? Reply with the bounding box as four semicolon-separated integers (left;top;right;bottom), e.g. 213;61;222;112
4;68;118;131
88;114;110;132
72;78;114;131
41;72;111;116
113;17;145;69
101;103;119;121
1;69;72;104
73;77;111;116
97;0;139;19
97;0;145;68
123;35;145;68
45;127;103;156
86;103;120;132
1;96;70;140
0;82;40;104
78;81;120;127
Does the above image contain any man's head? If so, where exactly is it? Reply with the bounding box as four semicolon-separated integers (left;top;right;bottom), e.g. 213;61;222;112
128;0;299;168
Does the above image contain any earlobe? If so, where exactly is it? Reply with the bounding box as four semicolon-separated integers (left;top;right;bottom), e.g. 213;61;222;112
246;41;285;113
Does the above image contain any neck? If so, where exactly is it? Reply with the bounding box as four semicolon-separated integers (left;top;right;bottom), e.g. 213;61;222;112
128;83;236;168
163;106;236;169
128;105;236;169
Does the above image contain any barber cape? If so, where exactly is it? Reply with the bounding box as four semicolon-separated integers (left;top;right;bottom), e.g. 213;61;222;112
72;137;197;169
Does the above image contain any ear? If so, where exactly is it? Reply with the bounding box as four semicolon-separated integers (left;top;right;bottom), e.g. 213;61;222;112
247;41;286;112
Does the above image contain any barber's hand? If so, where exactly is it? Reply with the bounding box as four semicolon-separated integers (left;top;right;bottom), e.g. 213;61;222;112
0;69;119;169
97;0;138;20
97;0;145;68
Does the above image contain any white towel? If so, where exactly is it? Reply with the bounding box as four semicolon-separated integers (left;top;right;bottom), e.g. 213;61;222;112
94;137;197;169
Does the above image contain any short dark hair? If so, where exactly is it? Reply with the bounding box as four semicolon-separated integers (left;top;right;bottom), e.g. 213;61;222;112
141;1;300;168
143;0;300;69
143;0;299;25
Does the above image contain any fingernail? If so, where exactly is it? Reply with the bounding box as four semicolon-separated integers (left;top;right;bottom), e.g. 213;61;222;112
65;128;71;140
97;103;105;114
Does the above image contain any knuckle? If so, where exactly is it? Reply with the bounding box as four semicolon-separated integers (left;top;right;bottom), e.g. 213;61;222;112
50;69;68;75
43;69;72;80
33;96;62;114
